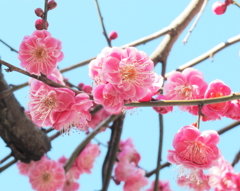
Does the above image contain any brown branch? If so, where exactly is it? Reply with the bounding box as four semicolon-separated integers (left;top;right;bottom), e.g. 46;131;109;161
166;34;240;78
0;153;12;164
102;114;124;191
0;59;84;96
232;150;240;167
0;39;18;53
182;0;208;44
63;114;119;172
154;114;164;191
145;162;171;178
125;93;240;107
0;158;18;173
217;121;240;135
150;0;205;66
49;131;61;141
94;0;111;47
43;0;48;30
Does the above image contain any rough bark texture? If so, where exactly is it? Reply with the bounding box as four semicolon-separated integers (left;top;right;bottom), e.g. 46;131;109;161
0;66;51;163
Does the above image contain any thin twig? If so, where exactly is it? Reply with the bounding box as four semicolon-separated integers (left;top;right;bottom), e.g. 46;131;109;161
94;0;111;47
0;154;12;164
232;150;240;167
182;0;208;44
145;162;171;177
166;34;240;78
0;60;84;96
43;0;48;30
102;114;124;191
233;0;240;7
154;114;164;191
0;158;18;173
196;104;202;129
125;93;240;107
49;131;61;141
0;39;18;53
217;121;240;135
63;114;119;172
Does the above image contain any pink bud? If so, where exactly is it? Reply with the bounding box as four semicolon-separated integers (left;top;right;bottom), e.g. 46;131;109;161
34;8;44;17
225;0;232;6
35;19;49;30
212;1;227;15
48;0;57;10
109;31;118;40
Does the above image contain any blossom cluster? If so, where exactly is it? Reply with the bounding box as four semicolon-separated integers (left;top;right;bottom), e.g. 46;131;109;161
17;142;100;191
89;47;163;114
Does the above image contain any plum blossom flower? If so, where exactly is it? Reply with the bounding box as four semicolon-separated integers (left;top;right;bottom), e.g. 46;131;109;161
123;168;148;191
164;68;208;115
88;108;110;130
167;125;220;170
212;1;228;15
146;180;172;191
152;95;173;114
17;161;35;176
114;161;137;182
75;143;100;174
29;158;65;191
18;30;64;75
202;80;231;121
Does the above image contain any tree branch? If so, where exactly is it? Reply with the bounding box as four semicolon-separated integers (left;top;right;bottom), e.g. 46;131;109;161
125;93;240;107
0;39;18;53
0;158;18;173
182;0;208;44
102;114;124;191
150;0;205;66
232;150;240;167
166;34;240;78
0;153;12;164
63;114;119;172
94;0;111;47
145;162;171;178
43;0;48;30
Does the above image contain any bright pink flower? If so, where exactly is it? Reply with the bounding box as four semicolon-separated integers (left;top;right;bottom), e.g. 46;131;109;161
93;83;124;114
17;161;35;176
114;162;137;182
109;31;118;40
212;1;227;15
88;108;110;130
202;80;231;121
164;68;208;115
236;173;240;191
146;180;172;191
76;143;100;174
28;80;75;127
48;68;66;85
167;125;220;170
223;99;240;120
152;95;173;114
29;158;65;191
18;30;64;75
35;19;49;30
123;169;148;191
81;84;92;94
62;180;79;191
52;93;93;132
119;138;135;151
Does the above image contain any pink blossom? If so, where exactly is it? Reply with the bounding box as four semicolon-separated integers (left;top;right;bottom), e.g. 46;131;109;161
88;108;110;130
93;83;124;114
152;95;173;114
223;99;240;120
28;80;75;127
167;125;220;170
212;1;227;15
146;180;172;191
29;158;65;191
48;68;66;85
123;169;148;191
76;143;100;174
164;68;208;115
114;162;137;182
18;30;64;75
236;173;240;191
62;180;79;191
109;31;118;40
119;138;135;151
117;144;141;166
52;93;93;132
202;80;231;121
81;84;92;94
17;161;35;176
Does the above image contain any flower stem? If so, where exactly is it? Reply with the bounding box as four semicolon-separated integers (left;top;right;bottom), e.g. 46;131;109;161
232;0;240;7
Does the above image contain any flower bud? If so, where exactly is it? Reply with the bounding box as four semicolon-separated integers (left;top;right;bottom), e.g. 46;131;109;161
35;8;44;17
225;0;232;6
109;31;118;40
212;1;227;15
35;19;49;30
48;0;57;10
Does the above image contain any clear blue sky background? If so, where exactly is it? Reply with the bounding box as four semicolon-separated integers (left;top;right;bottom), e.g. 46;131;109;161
0;0;240;191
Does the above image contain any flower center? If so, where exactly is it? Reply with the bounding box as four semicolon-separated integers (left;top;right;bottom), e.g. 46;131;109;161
179;141;214;165
43;97;57;109
42;172;51;182
209;91;225;110
34;47;46;60
172;85;194;100
120;65;137;82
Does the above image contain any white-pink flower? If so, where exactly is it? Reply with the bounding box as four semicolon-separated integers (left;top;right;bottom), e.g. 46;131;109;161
29;158;65;191
17;161;35;176
18;30;64;75
146;180;172;191
164;68;208;115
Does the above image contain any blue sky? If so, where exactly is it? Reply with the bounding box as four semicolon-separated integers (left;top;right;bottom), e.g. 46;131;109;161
0;0;240;191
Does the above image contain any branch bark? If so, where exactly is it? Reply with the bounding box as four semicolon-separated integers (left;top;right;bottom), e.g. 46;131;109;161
150;0;205;65
0;65;51;163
